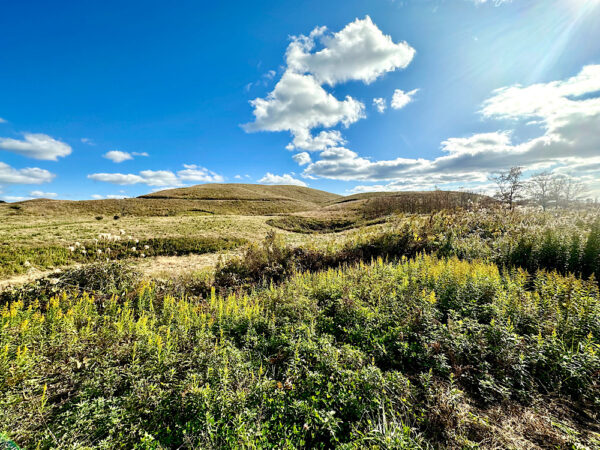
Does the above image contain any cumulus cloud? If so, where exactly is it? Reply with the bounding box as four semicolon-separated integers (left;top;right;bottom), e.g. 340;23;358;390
391;88;419;109
177;165;224;183
244;16;415;154
1;196;31;202
0;133;71;160
103;150;133;163
0;162;55;184
292;152;312;166
88;165;224;186
88;170;180;186
103;150;149;163
304;147;425;181
81;138;94;145
30;190;58;198
258;172;308;187
286;16;415;86
304;65;600;195
373;98;387;113
244;71;364;136
90;194;129;199
286;130;346;152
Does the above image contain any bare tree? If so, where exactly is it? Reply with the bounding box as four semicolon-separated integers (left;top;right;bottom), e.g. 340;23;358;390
527;171;554;210
491;166;524;210
549;176;565;208
549;175;586;208
563;177;586;207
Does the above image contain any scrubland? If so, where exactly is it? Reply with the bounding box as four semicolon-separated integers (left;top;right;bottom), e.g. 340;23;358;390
1;188;599;448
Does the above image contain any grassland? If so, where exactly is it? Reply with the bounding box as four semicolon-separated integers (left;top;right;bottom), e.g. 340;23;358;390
0;184;599;448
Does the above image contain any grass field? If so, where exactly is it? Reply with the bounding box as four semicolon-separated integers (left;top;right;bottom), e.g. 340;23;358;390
0;184;599;448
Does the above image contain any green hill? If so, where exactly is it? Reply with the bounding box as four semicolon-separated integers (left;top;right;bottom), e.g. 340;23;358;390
1;184;341;217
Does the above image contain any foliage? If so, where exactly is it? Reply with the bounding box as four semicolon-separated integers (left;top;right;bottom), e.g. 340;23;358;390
0;236;246;278
215;212;600;291
1;256;599;448
266;216;360;234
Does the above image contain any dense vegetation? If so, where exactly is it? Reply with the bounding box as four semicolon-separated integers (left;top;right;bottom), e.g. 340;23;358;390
0;236;246;278
1;255;599;448
1;201;599;448
217;211;600;291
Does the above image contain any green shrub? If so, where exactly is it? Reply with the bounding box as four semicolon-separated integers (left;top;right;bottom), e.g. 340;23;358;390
2;256;598;448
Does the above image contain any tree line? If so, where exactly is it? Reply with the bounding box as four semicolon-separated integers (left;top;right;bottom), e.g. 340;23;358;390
491;166;590;210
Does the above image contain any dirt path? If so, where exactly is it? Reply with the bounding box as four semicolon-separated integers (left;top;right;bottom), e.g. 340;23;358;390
132;249;242;279
0;249;243;291
0;267;65;291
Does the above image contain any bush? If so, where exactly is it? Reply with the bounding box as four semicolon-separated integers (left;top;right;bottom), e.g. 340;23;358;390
1;256;598;448
0;261;141;306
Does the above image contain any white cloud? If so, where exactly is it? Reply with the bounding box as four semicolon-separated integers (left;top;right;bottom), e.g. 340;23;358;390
81;138;94;145
244;17;414;152
304;65;600;195
373;98;387;113
286;130;346;152
244;71;364;136
0;133;71;160
304;146;424;181
30;190;58;198
391;88;419;109
177;165;224;182
471;0;513;5
292;152;312;166
0;162;55;184
0;118;6;124
303;65;600;196
88;171;180;186
103;150;133;163
90;194;129;199
88;165;224;186
1;196;30;202
103;150;149;163
286;16;415;86
259;172;308;187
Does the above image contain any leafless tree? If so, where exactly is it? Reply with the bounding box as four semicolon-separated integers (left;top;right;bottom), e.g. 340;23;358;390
527;171;554;210
563;177;586;206
491;166;524;210
548;175;586;208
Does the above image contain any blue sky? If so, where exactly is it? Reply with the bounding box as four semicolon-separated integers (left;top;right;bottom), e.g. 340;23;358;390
1;0;599;201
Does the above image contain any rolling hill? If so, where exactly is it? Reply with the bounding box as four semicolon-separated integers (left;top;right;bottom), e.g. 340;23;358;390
0;184;341;217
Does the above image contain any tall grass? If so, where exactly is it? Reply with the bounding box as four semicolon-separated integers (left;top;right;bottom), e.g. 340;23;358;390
215;212;600;291
0;236;246;278
1;256;598;448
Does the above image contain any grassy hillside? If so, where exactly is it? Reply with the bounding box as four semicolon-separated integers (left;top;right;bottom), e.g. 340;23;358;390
0;187;493;220
0;184;341;218
142;183;340;204
322;190;496;219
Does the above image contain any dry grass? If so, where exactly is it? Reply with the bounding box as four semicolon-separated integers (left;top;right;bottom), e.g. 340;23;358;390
143;183;340;204
1;184;341;218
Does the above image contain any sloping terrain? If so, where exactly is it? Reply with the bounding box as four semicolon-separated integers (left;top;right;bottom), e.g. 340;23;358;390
0;184;341;217
321;190;496;219
141;183;339;204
